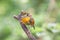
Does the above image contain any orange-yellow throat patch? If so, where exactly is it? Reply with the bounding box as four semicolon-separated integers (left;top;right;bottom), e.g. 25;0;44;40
21;16;30;24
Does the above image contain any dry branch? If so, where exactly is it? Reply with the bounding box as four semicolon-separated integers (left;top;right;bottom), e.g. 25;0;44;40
14;11;37;40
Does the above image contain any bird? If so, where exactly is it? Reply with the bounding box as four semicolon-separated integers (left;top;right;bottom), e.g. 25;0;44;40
20;12;35;29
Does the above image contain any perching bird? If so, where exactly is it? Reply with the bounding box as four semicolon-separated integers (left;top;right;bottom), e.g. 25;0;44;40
20;12;35;29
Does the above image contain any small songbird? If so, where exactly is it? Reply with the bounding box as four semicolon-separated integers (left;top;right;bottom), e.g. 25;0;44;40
20;12;35;29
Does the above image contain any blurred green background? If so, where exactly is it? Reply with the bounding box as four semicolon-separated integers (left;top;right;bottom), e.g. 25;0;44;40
0;0;60;40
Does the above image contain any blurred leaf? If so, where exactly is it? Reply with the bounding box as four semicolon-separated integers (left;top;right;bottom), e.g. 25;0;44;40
0;26;11;40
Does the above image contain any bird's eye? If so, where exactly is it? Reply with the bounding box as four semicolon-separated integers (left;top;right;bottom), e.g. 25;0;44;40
27;14;28;16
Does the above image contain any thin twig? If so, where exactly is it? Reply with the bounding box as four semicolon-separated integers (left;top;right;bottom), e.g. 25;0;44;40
14;11;37;40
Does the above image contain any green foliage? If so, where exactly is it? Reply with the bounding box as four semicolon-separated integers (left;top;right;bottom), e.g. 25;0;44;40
0;27;11;40
0;0;60;40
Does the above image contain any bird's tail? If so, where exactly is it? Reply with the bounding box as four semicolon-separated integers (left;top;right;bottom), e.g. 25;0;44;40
33;25;35;30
